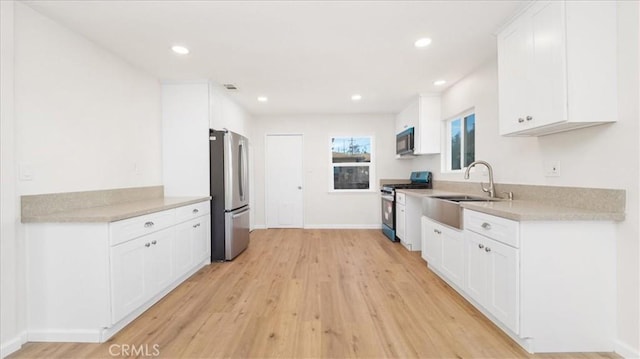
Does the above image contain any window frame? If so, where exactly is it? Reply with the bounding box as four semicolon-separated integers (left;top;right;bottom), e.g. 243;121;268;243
442;109;476;173
328;135;376;193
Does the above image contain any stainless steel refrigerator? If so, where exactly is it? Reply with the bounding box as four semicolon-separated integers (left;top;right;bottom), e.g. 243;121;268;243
210;129;250;261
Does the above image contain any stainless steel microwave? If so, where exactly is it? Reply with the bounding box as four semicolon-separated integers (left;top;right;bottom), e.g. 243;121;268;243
396;127;415;155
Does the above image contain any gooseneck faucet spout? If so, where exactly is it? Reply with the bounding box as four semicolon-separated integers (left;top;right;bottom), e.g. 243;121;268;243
464;160;496;198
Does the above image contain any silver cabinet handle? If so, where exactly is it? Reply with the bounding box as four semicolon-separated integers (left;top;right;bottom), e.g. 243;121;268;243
433;229;441;235
485;247;492;252
145;243;151;247
144;221;154;228
478;243;485;249
526;115;533;121
192;209;199;214
481;222;492;230
151;240;157;245
518;118;525;123
298;186;302;190
192;223;200;228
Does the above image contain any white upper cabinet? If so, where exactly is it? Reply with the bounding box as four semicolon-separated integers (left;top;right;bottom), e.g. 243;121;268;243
497;0;617;136
395;94;441;155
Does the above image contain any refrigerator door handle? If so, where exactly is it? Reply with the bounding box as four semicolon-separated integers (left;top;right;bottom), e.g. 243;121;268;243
238;142;244;201
232;206;250;218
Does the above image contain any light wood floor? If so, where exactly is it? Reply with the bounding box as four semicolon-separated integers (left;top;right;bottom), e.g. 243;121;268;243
10;229;619;359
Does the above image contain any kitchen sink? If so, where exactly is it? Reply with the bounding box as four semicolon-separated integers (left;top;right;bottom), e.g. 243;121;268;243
423;195;500;229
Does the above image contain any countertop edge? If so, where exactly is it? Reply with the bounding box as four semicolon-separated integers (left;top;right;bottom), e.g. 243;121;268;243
22;196;212;223
396;189;624;222
460;202;626;222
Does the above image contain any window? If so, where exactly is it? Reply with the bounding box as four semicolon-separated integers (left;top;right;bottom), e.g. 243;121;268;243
330;136;374;191
445;111;475;171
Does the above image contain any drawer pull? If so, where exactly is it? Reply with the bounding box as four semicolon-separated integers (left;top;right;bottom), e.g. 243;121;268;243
144;221;155;228
193;223;201;228
478;243;485;249
433;229;441;235
151;240;157;245
192;209;199;214
518;117;525;123
485;247;492;253
526;115;533;121
145;242;151;248
481;222;492;230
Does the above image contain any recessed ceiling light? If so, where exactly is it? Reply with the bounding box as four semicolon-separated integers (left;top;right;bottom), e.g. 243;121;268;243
171;45;190;55
433;80;447;86
351;94;362;101
257;96;268;103
414;37;432;48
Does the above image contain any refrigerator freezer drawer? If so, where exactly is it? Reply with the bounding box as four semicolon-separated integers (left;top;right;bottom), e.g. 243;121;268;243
224;207;250;260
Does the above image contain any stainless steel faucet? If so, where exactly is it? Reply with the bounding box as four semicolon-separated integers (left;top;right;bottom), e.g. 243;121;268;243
464;160;496;198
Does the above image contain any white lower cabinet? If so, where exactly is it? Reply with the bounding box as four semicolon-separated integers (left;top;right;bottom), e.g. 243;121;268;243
464;209;615;353
400;194;423;251
422;208;616;353
420;216;464;289
26;200;211;343
464;229;519;334
395;202;406;242
111;228;174;324
173;215;211;281
439;225;465;289
421;216;441;267
173;221;195;281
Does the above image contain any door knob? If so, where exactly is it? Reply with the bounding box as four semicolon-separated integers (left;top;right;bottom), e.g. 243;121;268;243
298;186;302;190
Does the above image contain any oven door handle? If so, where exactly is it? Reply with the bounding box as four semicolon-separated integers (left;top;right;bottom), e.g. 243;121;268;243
381;194;394;201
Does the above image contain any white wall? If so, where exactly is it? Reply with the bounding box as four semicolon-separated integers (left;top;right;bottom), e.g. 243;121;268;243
0;1;26;357
413;2;639;355
251;114;413;228
1;3;164;356
14;3;163;195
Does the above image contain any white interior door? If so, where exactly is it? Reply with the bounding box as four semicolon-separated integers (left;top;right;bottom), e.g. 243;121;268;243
266;134;303;228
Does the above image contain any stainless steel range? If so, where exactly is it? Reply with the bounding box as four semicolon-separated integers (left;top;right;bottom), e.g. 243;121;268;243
381;171;432;241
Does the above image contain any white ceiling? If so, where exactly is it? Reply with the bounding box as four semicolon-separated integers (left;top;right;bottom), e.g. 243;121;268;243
23;0;525;116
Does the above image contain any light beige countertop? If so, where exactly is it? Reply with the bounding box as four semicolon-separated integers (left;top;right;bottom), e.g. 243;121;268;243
396;189;624;222
22;196;211;223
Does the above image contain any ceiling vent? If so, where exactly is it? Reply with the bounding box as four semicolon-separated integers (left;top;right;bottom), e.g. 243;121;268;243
223;84;238;90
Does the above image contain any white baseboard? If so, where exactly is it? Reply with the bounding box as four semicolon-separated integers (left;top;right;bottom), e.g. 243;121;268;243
27;329;101;343
252;224;383;230
1;331;27;359
616;340;640;359
303;224;382;229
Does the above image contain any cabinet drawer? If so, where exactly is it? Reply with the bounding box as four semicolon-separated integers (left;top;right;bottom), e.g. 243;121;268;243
175;201;210;224
110;209;176;246
464;209;519;248
396;192;406;205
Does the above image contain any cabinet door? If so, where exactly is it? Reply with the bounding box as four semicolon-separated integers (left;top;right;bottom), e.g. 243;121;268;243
464;231;488;306
498;14;531;135
395;99;418;134
111;236;147;324
420;217;441;270
396;203;406;242
146;229;174;295
416;95;441;154
440;227;465;289
529;0;566;129
485;238;519;334
192;216;210;264
173;221;194;280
